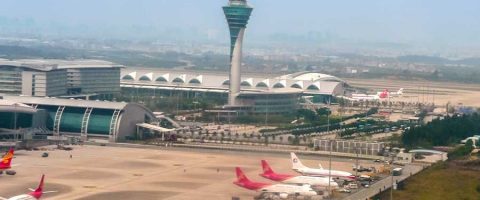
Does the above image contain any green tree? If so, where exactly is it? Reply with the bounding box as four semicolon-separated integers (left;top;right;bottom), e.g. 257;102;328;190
316;107;331;117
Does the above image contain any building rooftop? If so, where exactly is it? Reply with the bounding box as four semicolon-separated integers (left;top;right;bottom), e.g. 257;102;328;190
0;100;37;113
1;96;128;110
121;69;346;96
0;59;122;71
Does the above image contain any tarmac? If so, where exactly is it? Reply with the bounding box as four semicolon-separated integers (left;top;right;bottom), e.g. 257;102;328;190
0;145;383;200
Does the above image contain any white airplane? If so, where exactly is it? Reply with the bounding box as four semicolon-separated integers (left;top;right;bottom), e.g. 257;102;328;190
351;89;389;101
0;174;56;200
290;153;355;180
376;88;404;97
259;160;338;189
234;167;318;198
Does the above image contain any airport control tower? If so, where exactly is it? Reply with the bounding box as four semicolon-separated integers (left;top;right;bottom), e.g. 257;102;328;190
223;0;253;106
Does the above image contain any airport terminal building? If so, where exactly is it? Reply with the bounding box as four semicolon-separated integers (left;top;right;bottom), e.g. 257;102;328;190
0;59;122;98
0;96;157;142
121;69;346;114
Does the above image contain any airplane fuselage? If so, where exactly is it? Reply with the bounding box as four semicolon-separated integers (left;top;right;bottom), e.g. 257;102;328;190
7;194;37;200
282;176;339;188
294;168;354;180
259;184;318;196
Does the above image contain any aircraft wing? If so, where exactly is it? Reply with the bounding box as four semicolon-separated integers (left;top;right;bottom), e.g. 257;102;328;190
42;191;58;194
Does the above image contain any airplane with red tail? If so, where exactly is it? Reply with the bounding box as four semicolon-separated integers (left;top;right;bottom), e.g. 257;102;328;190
0;174;56;200
260;160;338;189
351;89;389;101
233;167;318;198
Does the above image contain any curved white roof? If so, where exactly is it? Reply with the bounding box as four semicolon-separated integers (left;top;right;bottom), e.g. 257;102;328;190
280;72;343;82
120;69;345;96
155;73;170;82
139;73;153;81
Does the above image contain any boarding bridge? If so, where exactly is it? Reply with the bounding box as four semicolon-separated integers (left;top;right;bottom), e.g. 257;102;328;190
136;123;176;140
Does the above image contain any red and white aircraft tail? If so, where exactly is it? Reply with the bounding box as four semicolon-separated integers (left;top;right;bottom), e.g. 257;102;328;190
376;88;404;97
0;148;14;170
260;160;294;181
28;174;46;199
378;89;389;99
261;160;274;174
234;167;270;191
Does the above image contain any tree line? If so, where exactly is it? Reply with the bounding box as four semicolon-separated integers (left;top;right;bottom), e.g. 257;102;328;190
402;113;480;148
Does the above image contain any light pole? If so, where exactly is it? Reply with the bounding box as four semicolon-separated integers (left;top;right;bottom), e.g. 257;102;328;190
265;90;269;127
14;103;17;142
328;139;332;199
355;147;359;177
390;154;395;200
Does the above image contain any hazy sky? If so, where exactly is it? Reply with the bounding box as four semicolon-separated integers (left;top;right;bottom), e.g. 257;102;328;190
1;0;479;48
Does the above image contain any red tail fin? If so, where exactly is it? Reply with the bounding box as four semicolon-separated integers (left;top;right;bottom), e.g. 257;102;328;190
35;174;45;192
235;167;250;183
379;90;389;98
0;148;14;168
259;160;295;181
29;174;45;199
261;160;274;174
234;167;270;190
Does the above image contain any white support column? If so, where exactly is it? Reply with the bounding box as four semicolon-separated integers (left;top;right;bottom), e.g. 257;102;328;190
53;106;65;136
228;28;245;106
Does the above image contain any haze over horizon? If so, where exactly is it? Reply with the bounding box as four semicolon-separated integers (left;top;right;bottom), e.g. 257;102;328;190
1;0;479;54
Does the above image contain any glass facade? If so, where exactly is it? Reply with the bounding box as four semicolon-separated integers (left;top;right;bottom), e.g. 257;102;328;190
67;68;120;95
45;70;68;96
238;93;299;114
87;109;114;135
36;105;115;135
59;107;85;133
0;112;33;129
0;66;22;94
0;66;120;97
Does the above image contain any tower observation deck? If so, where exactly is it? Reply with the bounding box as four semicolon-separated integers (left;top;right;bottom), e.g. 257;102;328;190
223;0;253;106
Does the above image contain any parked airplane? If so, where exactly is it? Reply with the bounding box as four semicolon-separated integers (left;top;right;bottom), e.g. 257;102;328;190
351;89;389;101
0;148;15;175
0;174;56;200
290;153;355;180
260;160;338;189
233;167;318;198
376;88;404;97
